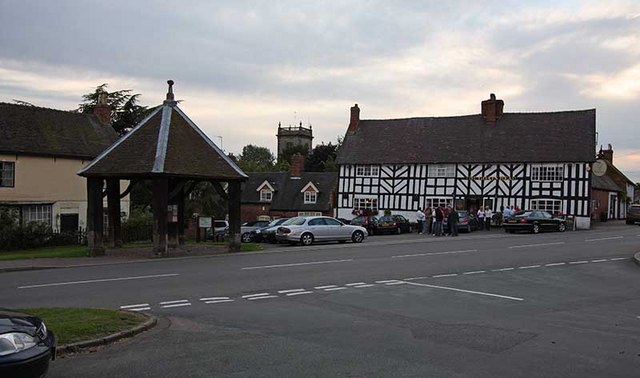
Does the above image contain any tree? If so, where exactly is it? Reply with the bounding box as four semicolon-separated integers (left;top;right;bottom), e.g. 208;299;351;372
78;84;151;135
305;143;338;172
279;143;309;166
237;145;275;172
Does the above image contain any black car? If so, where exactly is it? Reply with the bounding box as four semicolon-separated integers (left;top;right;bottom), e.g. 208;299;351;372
251;218;290;243
350;215;379;235
443;210;479;233
503;210;567;234
376;215;412;234
0;309;56;378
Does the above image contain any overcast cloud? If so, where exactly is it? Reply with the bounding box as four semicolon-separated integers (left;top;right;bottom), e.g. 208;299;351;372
1;0;639;180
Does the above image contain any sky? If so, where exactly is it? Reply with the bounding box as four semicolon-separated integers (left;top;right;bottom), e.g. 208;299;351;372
1;0;639;182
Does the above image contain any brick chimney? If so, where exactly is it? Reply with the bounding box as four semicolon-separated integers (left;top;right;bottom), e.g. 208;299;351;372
481;93;504;125
93;91;111;125
347;104;360;134
598;144;614;163
290;153;305;177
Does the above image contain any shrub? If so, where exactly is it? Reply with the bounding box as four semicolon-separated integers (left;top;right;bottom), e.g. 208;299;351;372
122;208;153;243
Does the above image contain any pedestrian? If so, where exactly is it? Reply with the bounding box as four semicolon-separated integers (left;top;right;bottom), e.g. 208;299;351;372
477;206;485;230
485;207;493;231
447;206;459;236
424;207;432;235
431;207;437;235
434;205;444;236
416;208;425;234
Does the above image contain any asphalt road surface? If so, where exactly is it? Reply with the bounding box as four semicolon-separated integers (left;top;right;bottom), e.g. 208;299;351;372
1;224;639;377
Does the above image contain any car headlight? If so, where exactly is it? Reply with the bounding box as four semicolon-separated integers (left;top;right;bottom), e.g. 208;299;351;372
0;332;38;356
255;230;261;234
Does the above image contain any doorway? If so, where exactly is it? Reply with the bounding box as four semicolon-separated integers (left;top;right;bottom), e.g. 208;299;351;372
60;213;79;233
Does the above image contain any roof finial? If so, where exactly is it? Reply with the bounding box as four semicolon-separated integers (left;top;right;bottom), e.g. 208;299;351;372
166;80;175;101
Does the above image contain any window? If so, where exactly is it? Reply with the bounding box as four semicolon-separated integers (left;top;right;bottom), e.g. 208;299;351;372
356;166;379;177
260;189;272;202
258;215;271;221
424;197;453;209
304;191;317;204
298;211;322;217
22;204;52;226
531;164;564;182
353;197;378;212
0;161;15;187
428;164;455;177
530;199;562;214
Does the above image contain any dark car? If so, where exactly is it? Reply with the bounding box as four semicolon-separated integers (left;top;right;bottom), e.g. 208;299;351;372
503;210;567;234
626;204;640;225
0;309;56;378
252;218;290;243
444;210;479;233
350;215;379;235
376;215;412;234
240;220;271;242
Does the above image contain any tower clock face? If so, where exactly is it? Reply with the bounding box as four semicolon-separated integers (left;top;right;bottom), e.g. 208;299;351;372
592;160;607;177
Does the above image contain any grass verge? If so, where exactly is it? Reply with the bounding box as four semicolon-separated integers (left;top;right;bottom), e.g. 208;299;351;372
17;308;147;345
0;245;87;261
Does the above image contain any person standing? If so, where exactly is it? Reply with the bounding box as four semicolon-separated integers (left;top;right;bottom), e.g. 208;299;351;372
447;206;459;236
477;206;485;230
416;208;425;234
434;205;444;236
485;207;493;231
424;207;432;235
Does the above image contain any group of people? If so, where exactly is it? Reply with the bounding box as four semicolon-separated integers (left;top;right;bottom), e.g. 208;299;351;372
415;205;461;237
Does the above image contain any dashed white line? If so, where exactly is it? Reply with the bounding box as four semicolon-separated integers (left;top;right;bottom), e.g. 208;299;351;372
314;285;337;289
492;267;515;272
345;282;366;286
246;295;278;300
18;273;180;289
242;293;271;299
462;270;486;275
286;291;313;296
353;284;375;288
160;300;189;305
324;287;347;291
120;303;150;309
518;265;541;269
569;261;589;265
404;276;430;281
545;262;566;267
585;236;624;242
590;259;607;263
161;303;192;308
375;280;400;284
392;249;477;258
509;242;565;249
385;281;406;285
278;289;306;294
404;281;524;301
241;259;353;270
609;257;627;261
432;274;458;278
204;299;234;304
200;297;230;301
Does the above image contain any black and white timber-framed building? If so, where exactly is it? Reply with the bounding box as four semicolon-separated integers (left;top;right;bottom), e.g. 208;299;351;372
335;94;596;229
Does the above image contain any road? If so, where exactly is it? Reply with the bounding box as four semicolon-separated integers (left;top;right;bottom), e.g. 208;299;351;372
1;224;639;377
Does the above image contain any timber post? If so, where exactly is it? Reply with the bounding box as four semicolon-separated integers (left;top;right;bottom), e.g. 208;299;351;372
86;177;105;256
106;178;122;248
153;177;169;256
228;180;242;252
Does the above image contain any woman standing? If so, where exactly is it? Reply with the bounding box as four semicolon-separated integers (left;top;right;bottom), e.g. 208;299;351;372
477;206;485;230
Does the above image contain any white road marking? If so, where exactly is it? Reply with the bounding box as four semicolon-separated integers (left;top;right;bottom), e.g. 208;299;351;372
314;285;337;289
518;265;541;269
609;257;627;261
432;274;458;278
375;280;400;284
462;270;486;275
159;300;189;305
242;293;271;299
128;307;151;312
585;236;624;242
205;299;234;304
492;267;515;272
18;273;179;289
404;281;524;301
403;276;430;281
392;249;477;258
544;262;566;267
569;261;589;265
385;281;406;285
286;291;313;296
590;259;607;263
509;242;565;249
247;295;278;300
353;284;375;288
278;289;306;294
120;303;150;309
345;282;367;286
161;303;191;308
200;297;230;301
241;259;353;270
324;287;347;291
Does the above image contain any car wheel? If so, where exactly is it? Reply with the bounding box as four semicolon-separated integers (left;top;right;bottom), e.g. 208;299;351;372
241;232;252;243
300;233;314;246
397;227;401;235
532;223;540;234
558;222;566;232
352;230;365;243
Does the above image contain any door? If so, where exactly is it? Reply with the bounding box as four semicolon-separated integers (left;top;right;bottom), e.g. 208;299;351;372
60;214;79;233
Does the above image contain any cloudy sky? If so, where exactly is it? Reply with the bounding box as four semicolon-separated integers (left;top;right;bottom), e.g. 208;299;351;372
1;1;639;181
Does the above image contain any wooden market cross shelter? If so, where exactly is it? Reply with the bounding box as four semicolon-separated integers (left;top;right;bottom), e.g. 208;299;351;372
78;81;247;256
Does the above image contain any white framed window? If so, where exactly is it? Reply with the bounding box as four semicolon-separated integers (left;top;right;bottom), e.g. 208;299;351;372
304;191;317;204
531;164;564;182
298;211;322;216
424;197;453;209
428;164;455;177
260;189;273;202
356;165;379;177
353;197;378;212
0;161;15;187
258;215;271;221
530;199;562;214
22;204;52;226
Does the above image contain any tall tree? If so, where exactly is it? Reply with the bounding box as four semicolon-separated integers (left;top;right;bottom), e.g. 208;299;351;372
237;145;275;172
305;143;338;172
78;84;150;135
279;143;309;167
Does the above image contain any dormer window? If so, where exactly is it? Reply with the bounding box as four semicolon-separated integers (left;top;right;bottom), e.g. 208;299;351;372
301;181;319;204
260;189;273;202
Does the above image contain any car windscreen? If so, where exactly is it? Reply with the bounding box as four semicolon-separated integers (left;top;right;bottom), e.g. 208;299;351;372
282;217;306;226
378;216;394;222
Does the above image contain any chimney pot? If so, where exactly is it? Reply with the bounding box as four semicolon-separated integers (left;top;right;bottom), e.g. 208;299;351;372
481;94;504;125
290;153;305;177
93;90;111;125
348;103;360;134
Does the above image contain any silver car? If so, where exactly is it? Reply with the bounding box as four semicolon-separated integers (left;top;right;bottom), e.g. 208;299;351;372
275;216;368;246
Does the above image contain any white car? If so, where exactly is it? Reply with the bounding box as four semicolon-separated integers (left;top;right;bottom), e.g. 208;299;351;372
275;216;368;246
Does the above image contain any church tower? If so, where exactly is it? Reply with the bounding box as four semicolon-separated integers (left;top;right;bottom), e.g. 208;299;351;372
276;121;313;160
